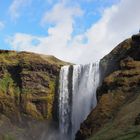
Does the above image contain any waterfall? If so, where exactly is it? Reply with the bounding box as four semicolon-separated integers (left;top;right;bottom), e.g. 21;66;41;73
59;63;100;140
59;66;71;136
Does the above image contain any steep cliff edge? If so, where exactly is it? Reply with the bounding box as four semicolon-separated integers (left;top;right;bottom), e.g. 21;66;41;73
76;34;140;140
0;50;68;140
100;34;140;81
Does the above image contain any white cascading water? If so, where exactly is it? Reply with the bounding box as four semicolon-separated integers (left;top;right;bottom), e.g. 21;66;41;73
59;63;100;140
59;66;71;136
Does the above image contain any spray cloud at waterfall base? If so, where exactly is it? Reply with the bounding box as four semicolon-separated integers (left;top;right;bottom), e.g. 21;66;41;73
59;63;100;140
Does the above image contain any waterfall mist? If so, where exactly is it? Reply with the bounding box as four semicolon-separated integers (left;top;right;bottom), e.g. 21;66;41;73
59;63;100;140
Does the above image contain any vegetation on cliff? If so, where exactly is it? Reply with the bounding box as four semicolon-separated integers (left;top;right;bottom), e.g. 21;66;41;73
76;34;140;140
0;50;67;140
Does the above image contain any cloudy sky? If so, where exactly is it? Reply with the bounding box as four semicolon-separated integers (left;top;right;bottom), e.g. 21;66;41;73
0;0;140;64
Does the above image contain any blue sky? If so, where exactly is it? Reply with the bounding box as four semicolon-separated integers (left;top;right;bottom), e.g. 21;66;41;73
0;0;140;63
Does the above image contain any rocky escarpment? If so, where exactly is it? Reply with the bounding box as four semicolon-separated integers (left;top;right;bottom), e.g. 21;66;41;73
99;34;140;81
0;50;68;140
76;33;140;140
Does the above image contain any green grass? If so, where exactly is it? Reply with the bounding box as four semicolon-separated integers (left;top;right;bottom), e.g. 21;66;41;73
0;73;20;100
88;124;140;140
0;52;18;65
2;134;16;140
0;73;14;94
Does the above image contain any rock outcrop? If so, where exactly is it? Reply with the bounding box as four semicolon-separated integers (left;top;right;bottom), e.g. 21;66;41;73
100;33;140;81
76;34;140;140
0;50;68;140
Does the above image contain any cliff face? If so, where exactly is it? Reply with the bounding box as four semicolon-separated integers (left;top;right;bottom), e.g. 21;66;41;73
76;34;140;140
0;50;67;140
100;34;140;81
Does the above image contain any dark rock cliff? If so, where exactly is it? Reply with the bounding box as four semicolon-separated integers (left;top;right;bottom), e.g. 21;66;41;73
0;50;68;140
76;33;140;140
100;33;140;81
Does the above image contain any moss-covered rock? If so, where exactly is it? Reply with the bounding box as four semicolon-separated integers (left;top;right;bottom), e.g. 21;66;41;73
76;34;140;140
0;50;68;140
99;33;140;82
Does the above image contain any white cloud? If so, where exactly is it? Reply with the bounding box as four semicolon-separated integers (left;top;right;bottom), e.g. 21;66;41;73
0;21;4;30
6;33;40;51
7;2;84;62
41;2;83;26
79;0;140;63
9;0;32;20
7;0;140;64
